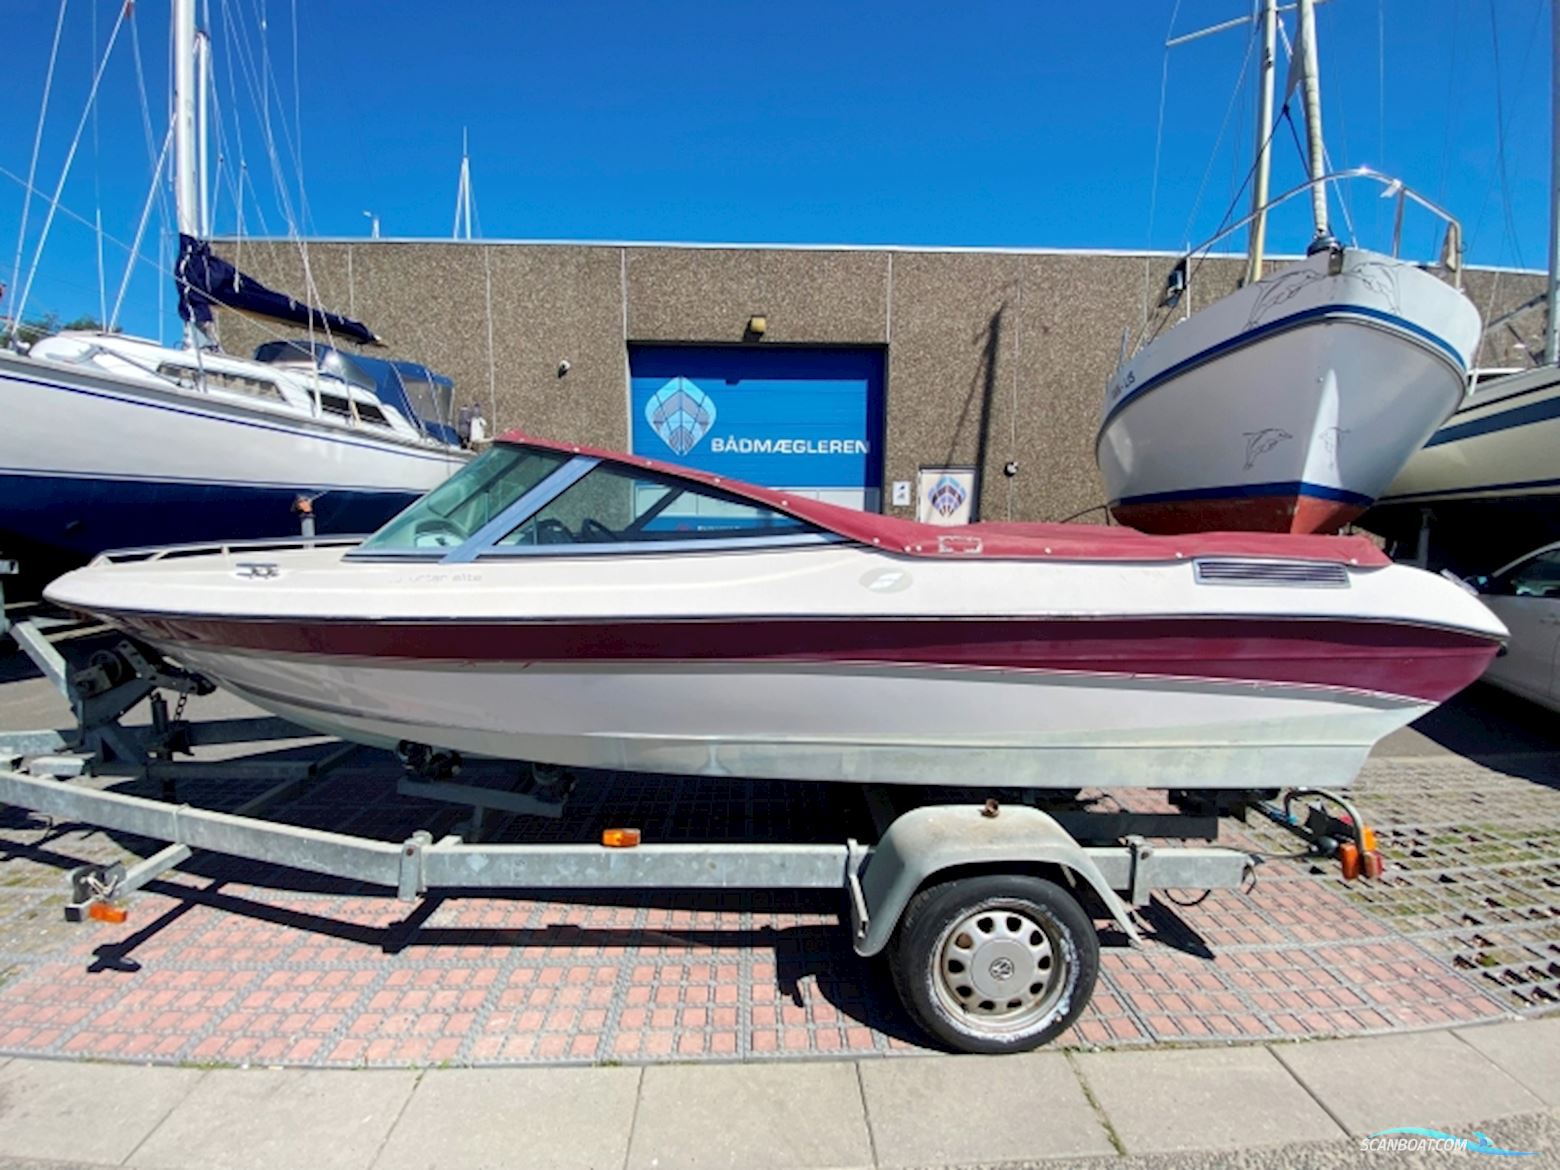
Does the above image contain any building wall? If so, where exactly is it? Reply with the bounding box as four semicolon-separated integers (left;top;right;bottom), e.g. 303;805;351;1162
217;239;1546;524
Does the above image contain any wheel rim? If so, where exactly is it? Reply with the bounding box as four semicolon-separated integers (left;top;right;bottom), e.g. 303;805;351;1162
932;902;1069;1035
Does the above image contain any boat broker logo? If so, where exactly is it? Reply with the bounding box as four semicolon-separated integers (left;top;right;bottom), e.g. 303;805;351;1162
1361;1127;1535;1157
645;377;717;456
929;474;968;518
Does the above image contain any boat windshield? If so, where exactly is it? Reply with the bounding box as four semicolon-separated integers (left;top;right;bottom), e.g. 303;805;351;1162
357;445;570;551
492;461;809;548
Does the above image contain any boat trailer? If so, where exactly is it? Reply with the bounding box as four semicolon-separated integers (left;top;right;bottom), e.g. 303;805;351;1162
0;626;1382;1054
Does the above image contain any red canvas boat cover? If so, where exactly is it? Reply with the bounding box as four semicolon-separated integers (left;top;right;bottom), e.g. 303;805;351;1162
498;433;1391;567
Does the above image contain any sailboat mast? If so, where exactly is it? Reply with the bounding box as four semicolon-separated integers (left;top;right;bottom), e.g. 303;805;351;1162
454;129;473;241
173;0;199;241
195;25;211;239
1546;0;1560;365
1244;0;1278;285
1295;0;1331;241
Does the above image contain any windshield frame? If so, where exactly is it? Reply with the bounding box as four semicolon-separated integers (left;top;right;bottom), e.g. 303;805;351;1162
345;445;840;562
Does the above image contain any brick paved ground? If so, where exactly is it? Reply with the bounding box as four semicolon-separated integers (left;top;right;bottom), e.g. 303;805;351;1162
0;694;1554;1068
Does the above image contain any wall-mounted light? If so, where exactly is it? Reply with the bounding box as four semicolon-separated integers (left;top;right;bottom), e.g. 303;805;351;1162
557;359;571;377
744;315;767;341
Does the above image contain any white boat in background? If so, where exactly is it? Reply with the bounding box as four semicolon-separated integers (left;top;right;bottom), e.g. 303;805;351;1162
1364;0;1560;573
0;0;467;577
1368;365;1560;572
45;434;1505;793
1100;0;1481;536
0;332;466;569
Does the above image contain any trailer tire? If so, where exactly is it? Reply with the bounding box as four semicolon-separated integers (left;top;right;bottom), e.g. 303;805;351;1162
889;873;1098;1054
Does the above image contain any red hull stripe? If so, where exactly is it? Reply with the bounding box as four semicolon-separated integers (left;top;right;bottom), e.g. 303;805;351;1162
111;613;1497;704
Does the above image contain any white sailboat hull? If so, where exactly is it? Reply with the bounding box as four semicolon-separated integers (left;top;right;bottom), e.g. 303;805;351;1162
1368;365;1560;570
0;346;465;561
1099;248;1480;534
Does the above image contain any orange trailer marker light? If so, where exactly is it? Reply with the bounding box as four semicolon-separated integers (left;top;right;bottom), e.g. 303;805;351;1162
1337;841;1361;881
602;828;642;848
88;902;128;924
1361;825;1379;853
1361;850;1385;880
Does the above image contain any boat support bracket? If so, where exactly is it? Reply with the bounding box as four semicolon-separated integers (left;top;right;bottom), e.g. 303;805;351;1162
849;803;1143;957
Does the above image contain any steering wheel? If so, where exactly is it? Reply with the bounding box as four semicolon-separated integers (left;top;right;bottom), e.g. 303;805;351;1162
580;518;618;543
411;517;465;548
535;517;575;545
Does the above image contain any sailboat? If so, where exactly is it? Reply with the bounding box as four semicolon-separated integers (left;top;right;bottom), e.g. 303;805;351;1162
0;0;467;578
1365;5;1560;573
1098;0;1482;536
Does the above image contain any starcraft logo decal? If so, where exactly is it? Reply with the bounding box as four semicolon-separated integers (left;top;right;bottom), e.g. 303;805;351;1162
645;377;717;456
928;474;968;518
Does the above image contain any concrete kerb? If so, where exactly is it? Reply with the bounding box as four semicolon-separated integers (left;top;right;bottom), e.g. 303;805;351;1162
1450;1017;1560;1108
0;1024;1552;1168
1271;1029;1546;1138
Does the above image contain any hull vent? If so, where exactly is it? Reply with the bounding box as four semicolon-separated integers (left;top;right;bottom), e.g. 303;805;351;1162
1194;559;1350;588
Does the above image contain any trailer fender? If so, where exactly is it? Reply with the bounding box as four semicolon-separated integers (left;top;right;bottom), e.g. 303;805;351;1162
850;803;1140;956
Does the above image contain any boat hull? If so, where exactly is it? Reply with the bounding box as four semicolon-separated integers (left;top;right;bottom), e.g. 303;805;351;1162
101;607;1497;791
1367;367;1560;572
43;483;1505;792
0;351;463;567
1099;249;1480;535
189;657;1432;789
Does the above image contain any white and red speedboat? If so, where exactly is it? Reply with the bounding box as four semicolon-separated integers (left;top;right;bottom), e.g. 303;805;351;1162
44;433;1505;793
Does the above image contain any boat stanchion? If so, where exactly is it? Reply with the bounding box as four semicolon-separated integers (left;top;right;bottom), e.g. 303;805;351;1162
0;556;16;640
294;495;316;539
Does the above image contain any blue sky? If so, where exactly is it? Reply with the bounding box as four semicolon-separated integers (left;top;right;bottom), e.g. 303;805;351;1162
1;1;1550;340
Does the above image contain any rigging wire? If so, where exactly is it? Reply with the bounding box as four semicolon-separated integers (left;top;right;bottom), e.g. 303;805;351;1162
285;0;334;356
218;0;265;244
111;120;176;331
91;0;107;328
1273;15;1356;246
1141;0;1185;328
1377;0;1386;171
7;0;70;334
13;0;130;333
128;8;174;303
1463;0;1542;267
1433;1;1460;219
1144;108;1291;349
224;0;335;352
1484;0;1527;270
0;162;358;356
1179;27;1259;256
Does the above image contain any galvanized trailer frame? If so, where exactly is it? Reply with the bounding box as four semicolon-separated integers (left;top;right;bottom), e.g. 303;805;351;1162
0;623;1258;1052
0;761;1251;948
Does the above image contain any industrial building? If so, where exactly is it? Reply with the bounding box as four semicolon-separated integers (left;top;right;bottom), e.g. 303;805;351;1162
219;239;1544;525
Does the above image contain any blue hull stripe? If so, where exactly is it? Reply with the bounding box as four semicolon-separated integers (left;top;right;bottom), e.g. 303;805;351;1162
1425;389;1560;448
1101;303;1468;435
3;370;462;466
1113;479;1375;509
0;471;415;560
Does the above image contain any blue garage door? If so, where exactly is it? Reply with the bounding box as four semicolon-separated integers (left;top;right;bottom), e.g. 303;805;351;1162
629;345;885;511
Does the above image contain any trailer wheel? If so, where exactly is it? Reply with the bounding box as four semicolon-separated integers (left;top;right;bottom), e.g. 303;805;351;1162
889;874;1098;1054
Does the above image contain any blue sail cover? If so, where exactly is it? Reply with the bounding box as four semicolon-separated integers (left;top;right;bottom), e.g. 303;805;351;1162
176;234;378;346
